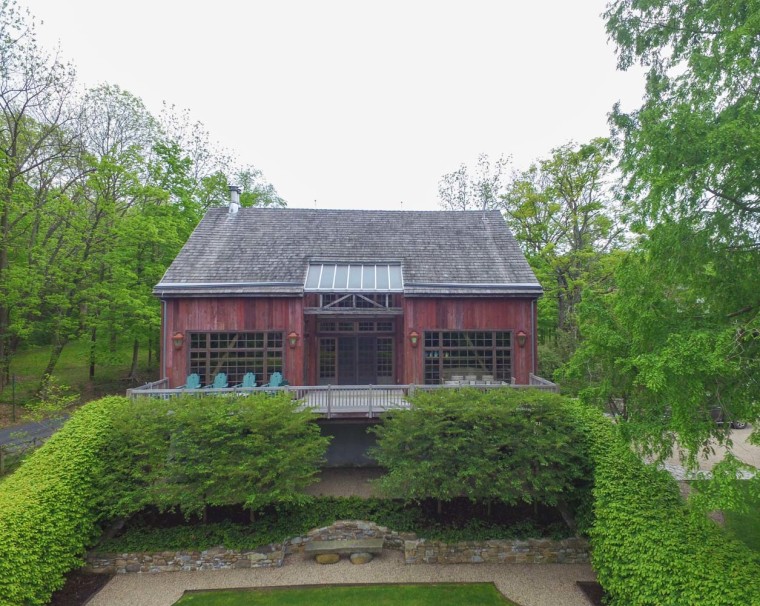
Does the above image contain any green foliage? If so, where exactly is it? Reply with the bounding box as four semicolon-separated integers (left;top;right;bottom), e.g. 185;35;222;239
370;389;591;514
22;374;79;419
437;153;509;211
0;3;286;396
567;402;760;606
98;496;571;553
97;394;329;519
606;0;759;222
0;338;153;409
563;219;760;462
585;0;760;454
722;479;760;553
0;396;123;606
499;139;625;376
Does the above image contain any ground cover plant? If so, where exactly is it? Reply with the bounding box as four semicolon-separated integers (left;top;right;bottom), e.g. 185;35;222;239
173;584;518;606
97;496;571;553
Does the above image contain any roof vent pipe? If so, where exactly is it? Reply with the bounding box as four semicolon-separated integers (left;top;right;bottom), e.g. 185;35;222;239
229;185;241;214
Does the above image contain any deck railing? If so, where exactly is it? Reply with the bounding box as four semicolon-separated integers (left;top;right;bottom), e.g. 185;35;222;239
127;379;559;419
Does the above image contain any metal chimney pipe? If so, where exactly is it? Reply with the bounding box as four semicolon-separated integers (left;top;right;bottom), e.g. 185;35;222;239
229;185;241;214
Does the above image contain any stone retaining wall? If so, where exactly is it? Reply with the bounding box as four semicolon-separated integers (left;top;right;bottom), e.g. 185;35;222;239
403;537;589;564
85;520;589;574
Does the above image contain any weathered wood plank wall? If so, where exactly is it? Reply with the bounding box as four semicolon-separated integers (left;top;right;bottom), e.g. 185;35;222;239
163;297;304;387
402;297;536;385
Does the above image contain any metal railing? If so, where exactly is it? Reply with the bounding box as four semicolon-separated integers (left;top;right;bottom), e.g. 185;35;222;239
127;379;559;419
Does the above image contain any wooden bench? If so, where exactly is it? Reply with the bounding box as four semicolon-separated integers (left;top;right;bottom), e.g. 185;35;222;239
305;538;384;559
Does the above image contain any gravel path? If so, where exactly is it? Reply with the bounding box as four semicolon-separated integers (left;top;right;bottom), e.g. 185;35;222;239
88;551;596;606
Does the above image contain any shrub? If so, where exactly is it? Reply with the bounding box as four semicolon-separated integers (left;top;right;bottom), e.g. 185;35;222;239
567;402;760;606
371;388;592;521
0;396;122;606
97;394;330;519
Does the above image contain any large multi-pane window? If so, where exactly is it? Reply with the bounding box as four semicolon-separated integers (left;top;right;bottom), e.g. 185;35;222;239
423;331;511;384
189;332;283;386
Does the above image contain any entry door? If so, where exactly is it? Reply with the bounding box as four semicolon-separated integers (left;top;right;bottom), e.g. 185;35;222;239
319;335;393;385
356;336;377;384
337;336;377;385
337;336;357;384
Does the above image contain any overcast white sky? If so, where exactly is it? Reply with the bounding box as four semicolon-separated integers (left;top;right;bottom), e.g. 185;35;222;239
24;0;645;211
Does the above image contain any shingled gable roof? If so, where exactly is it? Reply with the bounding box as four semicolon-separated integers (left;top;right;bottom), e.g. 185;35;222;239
154;208;542;297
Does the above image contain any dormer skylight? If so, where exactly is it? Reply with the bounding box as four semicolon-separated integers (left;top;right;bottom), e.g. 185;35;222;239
304;263;403;292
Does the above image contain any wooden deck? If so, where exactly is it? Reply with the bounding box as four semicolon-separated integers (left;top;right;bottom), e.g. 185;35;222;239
127;376;558;419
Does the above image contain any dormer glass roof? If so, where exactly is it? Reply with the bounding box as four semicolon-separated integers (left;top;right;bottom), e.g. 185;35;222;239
305;263;403;292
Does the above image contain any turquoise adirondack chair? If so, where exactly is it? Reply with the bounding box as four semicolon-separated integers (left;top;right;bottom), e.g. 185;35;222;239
181;373;201;390
236;372;256;391
264;372;283;395
205;372;228;389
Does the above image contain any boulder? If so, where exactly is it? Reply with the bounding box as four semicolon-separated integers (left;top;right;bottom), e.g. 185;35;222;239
350;552;374;565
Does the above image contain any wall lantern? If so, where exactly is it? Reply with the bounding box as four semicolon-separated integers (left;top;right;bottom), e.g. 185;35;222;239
172;332;185;350
516;330;527;348
287;331;300;349
409;330;420;348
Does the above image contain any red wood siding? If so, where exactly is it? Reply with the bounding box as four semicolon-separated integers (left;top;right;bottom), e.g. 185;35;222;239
401;297;536;385
161;295;537;387
162;297;304;387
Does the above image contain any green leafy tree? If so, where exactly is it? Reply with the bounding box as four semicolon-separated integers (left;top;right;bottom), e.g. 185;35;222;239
569;0;760;456
99;394;329;520
606;0;759;224
0;0;81;393
500;138;625;376
371;389;591;523
564;219;760;463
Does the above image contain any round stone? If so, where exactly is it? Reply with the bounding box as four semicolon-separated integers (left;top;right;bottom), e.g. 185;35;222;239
315;553;340;565
350;552;374;565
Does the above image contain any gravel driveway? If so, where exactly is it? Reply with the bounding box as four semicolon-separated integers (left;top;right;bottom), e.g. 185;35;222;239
88;551;596;606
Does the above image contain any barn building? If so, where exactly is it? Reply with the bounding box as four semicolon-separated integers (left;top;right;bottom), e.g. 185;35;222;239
154;197;542;392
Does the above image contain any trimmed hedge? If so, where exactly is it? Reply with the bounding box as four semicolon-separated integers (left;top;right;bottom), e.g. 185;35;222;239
371;389;592;516
96;393;330;519
568;402;760;606
0;396;122;606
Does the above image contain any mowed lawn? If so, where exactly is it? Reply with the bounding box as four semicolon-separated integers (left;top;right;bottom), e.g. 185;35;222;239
173;583;519;605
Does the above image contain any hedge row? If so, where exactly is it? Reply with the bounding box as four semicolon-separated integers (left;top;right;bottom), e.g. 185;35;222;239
0;396;123;605
96;393;329;520
568;403;760;606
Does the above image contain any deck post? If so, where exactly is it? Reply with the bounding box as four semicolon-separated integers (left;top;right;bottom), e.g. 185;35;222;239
368;384;374;419
327;385;332;419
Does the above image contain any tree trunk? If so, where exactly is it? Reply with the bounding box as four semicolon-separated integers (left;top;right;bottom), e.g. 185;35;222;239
89;326;97;379
128;338;139;380
0;187;11;394
556;500;577;533
39;337;69;394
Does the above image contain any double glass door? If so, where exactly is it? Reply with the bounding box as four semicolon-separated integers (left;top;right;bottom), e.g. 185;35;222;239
319;334;394;385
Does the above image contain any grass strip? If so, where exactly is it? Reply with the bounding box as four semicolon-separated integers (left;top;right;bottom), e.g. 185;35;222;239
174;583;518;605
